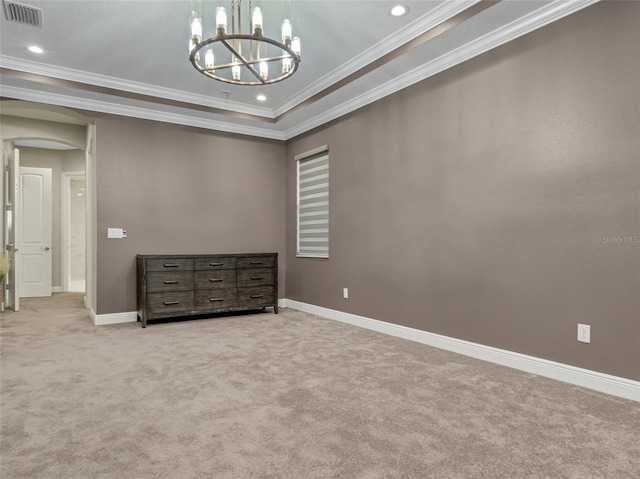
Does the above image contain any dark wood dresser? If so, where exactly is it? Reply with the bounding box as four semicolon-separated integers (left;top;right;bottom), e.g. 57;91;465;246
136;253;278;327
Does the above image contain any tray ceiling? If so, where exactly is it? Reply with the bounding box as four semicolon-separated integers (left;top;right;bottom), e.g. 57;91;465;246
0;0;599;140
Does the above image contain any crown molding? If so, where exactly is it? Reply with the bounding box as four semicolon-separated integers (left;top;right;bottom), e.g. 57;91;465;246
272;0;481;117
283;0;600;140
1;0;600;142
0;55;274;119
0;85;285;141
1;1;478;122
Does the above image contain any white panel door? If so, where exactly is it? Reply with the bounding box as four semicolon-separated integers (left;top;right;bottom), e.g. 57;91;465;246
19;167;52;298
4;148;20;310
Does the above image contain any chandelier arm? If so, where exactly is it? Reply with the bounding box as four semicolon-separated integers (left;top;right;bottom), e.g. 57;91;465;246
193;66;298;86
190;35;300;86
202;54;298;71
220;39;265;84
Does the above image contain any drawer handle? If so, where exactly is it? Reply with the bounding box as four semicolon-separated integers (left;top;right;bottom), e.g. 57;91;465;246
250;261;264;265
164;301;180;305
163;263;179;268
209;278;223;282
251;294;264;299
209;297;224;302
163;280;179;284
251;276;263;280
209;262;224;266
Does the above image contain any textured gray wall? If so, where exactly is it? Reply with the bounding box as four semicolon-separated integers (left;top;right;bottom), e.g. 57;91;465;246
93;116;286;315
285;2;640;380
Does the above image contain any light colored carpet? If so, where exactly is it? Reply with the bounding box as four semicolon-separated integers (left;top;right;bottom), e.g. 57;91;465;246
1;293;638;478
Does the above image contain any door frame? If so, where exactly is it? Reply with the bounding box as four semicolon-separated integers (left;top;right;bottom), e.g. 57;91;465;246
1;148;3;311
62;171;86;292
2;145;20;311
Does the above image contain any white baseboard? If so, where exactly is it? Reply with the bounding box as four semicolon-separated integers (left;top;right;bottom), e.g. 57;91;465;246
283;299;640;402
52;286;62;293
93;310;138;325
92;302;287;326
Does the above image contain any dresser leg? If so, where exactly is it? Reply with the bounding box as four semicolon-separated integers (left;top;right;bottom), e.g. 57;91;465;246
274;304;278;314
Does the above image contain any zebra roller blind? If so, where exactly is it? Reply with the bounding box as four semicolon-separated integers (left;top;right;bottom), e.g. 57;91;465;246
297;147;329;258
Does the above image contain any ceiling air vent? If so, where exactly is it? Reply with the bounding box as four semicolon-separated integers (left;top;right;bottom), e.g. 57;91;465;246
3;0;42;27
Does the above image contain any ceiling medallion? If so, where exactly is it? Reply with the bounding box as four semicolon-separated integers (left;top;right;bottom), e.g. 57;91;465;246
189;0;301;86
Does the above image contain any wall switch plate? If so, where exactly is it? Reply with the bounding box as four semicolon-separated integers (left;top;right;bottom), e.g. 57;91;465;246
578;324;591;343
107;228;125;239
343;288;349;299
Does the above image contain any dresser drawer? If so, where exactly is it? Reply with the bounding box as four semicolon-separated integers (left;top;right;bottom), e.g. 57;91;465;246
237;255;276;269
147;271;194;293
195;256;237;271
147;258;194;272
147;292;194;314
195;290;237;310
195;270;237;290
237;287;275;307
237;268;274;287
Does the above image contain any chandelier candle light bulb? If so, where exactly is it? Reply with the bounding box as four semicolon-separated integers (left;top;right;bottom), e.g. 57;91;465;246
282;19;292;44
191;15;202;43
252;7;263;35
189;1;301;85
216;7;227;34
205;48;214;69
282;55;291;74
232;59;241;80
292;36;301;57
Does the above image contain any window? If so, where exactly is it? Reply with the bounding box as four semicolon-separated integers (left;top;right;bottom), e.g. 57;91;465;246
296;146;329;258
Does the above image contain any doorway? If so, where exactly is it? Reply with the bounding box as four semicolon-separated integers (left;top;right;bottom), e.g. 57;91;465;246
1;102;95;314
62;172;86;292
4;142;87;302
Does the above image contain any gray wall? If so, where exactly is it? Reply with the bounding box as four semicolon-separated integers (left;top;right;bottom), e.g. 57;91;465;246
92;115;286;315
285;2;640;381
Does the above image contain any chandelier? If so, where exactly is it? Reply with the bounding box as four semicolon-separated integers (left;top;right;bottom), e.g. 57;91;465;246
189;0;301;86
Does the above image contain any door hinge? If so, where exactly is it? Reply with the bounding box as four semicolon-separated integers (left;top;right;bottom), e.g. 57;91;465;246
5;204;12;211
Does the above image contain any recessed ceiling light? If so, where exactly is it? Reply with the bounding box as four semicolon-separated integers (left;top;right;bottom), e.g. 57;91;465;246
256;94;267;102
390;5;409;17
28;45;43;54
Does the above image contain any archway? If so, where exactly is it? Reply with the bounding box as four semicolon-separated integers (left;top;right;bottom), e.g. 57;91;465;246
1;101;96;314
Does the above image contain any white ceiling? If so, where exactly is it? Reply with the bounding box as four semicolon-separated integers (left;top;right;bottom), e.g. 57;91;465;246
0;0;599;140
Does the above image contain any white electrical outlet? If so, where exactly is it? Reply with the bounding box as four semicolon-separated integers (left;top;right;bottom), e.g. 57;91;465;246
577;324;591;343
343;288;349;299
